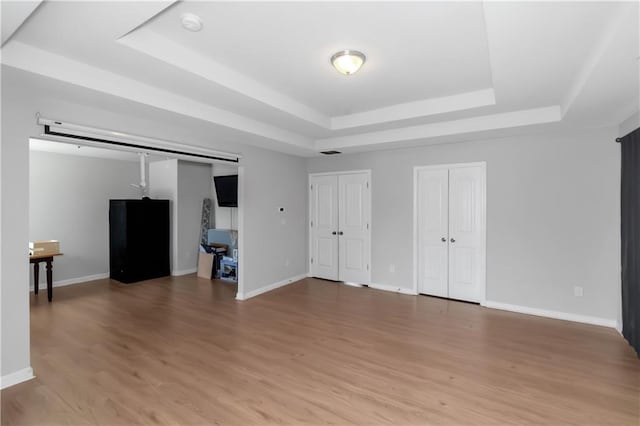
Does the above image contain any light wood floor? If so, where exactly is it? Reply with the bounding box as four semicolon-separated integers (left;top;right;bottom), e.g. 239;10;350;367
2;276;639;425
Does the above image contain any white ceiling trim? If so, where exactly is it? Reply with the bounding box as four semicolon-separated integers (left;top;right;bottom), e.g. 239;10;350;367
120;24;497;133
316;106;562;151
1;41;315;152
0;0;42;46
3;1;633;157
610;99;640;129
0;40;567;155
118;28;331;129
116;1;177;40
619;111;640;137
560;2;629;117
331;88;496;130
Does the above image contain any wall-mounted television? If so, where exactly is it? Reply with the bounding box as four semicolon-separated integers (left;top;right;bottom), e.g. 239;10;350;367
214;175;238;207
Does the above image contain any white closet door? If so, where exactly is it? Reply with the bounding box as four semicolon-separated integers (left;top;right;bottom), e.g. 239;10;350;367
448;166;484;303
338;173;370;284
310;175;339;280
417;168;449;297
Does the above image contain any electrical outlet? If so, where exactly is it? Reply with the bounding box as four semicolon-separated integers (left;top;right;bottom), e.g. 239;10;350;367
389;264;396;273
574;286;584;297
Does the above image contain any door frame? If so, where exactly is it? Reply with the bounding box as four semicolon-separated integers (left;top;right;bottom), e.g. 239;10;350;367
412;162;487;303
308;169;372;285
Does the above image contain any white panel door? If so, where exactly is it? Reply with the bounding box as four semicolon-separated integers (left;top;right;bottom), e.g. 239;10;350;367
338;173;370;284
448;166;484;303
310;175;339;280
417;168;449;298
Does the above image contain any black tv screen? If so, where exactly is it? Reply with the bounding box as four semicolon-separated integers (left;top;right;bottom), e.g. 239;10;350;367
214;175;238;207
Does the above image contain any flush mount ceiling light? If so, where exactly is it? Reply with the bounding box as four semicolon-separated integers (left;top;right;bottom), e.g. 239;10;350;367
181;13;203;32
331;50;366;75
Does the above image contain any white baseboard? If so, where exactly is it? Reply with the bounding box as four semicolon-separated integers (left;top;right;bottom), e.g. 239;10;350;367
482;300;618;329
367;283;418;296
30;272;109;291
171;268;197;277
1;367;34;389
236;273;307;301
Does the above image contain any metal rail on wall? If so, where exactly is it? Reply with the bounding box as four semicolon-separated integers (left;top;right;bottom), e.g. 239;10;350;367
36;115;241;164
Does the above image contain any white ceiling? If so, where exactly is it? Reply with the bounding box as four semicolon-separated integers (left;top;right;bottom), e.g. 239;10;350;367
2;1;638;157
146;1;494;116
0;0;40;45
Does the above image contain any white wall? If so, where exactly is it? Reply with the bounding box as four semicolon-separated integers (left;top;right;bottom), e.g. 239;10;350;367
29;150;140;286
242;149;308;291
308;127;621;323
148;159;178;272
1;65;308;381
149;159;214;274
177;161;212;272
1;67;31;380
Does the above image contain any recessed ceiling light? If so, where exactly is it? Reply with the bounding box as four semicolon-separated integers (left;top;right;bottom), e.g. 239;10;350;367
331;50;366;75
181;13;203;32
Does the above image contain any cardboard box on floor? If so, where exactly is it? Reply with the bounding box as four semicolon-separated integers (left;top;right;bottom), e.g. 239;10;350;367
197;252;214;279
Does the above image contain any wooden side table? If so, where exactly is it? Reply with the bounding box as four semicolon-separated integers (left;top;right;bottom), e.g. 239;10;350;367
29;253;63;302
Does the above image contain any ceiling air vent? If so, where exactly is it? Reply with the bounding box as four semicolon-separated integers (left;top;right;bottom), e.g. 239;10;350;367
320;150;342;155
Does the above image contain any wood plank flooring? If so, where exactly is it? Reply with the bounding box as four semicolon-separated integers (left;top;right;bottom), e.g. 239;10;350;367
2;276;639;425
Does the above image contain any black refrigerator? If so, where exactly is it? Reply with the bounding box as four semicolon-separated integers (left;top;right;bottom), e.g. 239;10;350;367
109;199;170;283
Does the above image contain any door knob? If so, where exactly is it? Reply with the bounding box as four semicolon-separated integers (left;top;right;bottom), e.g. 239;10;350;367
450;238;456;243
332;231;337;235
441;237;446;242
338;231;344;235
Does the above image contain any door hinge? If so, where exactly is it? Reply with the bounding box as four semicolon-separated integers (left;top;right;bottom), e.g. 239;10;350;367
366;181;369;189
310;257;314;264
310;184;313;190
366;264;369;271
366;223;369;230
310;220;313;227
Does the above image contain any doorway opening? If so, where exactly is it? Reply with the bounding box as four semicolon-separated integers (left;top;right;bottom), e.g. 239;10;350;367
28;126;245;301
